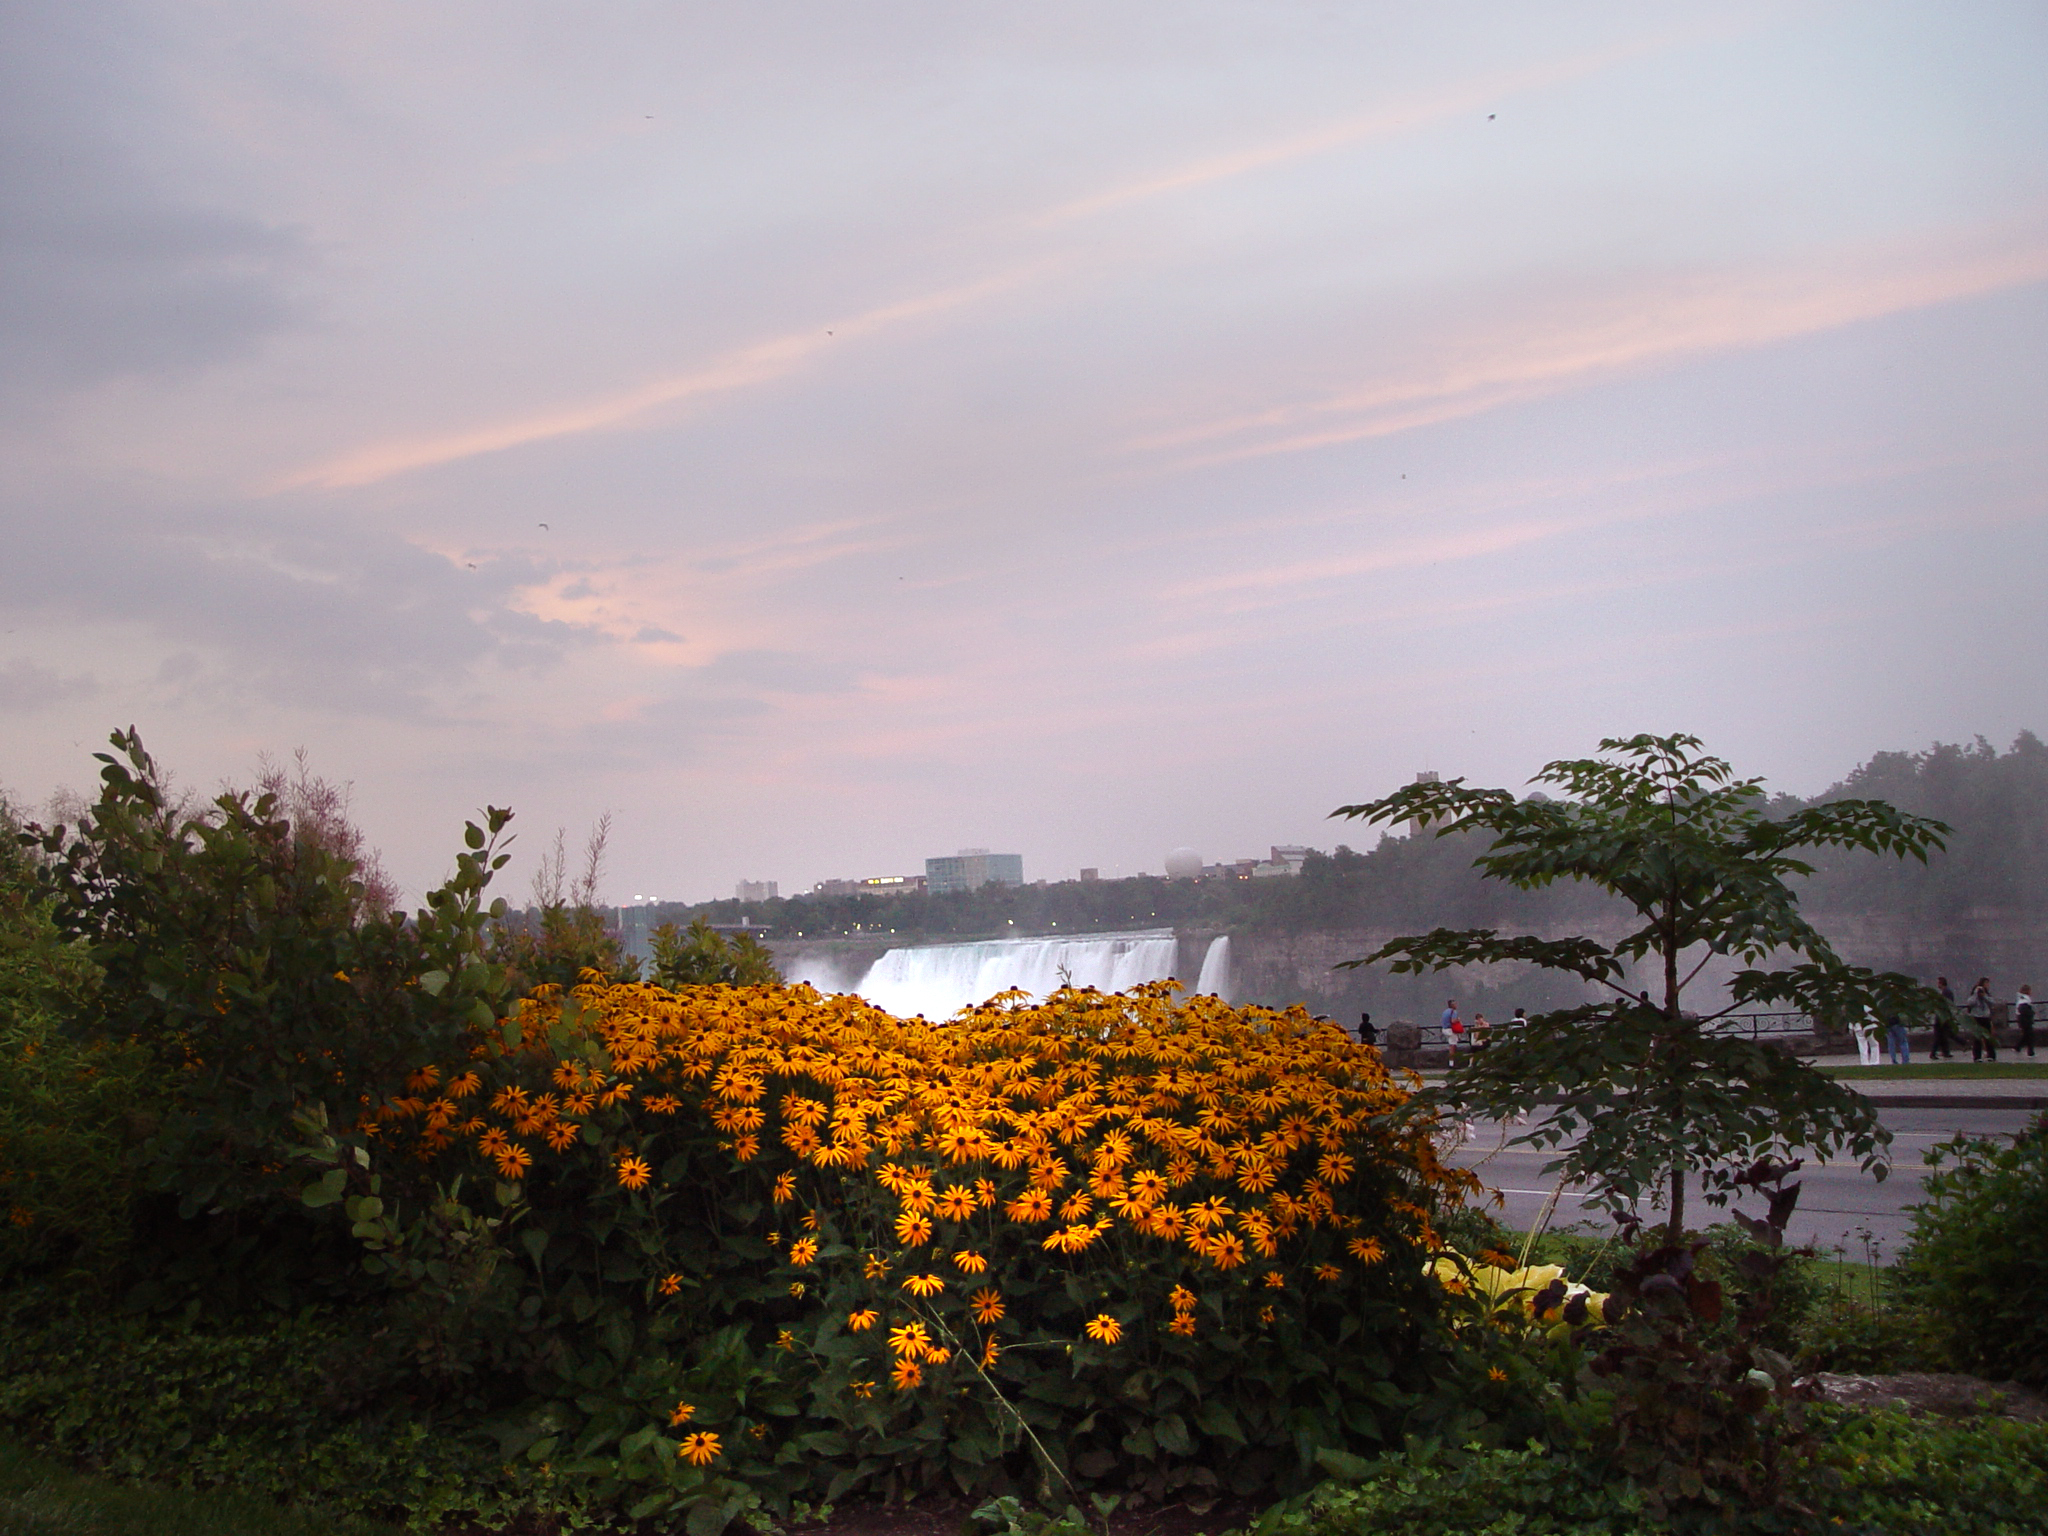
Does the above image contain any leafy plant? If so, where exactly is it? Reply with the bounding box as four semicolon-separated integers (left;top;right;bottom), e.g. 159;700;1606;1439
19;729;517;1310
1892;1112;2048;1387
1334;732;1947;1239
648;917;782;988
1563;1160;1817;1527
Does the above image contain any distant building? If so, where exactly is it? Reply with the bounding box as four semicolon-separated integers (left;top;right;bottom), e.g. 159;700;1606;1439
1250;845;1318;879
926;849;1024;895
857;874;926;897
1410;771;1441;838
1203;859;1259;880
1079;868;1099;882
736;879;778;902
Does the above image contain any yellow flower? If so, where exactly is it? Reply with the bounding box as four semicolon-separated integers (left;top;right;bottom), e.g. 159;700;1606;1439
980;1336;1001;1368
894;1211;934;1247
851;1380;875;1399
1168;1313;1197;1336
1488;1367;1509;1382
1004;1189;1054;1223
658;1273;682;1295
678;1431;721;1465
668;1401;695;1426
772;1172;797;1203
1168;1284;1196;1312
951;1250;988;1274
1258;1304;1276;1325
970;1287;1005;1324
935;1185;978;1221
788;1282;806;1298
924;1345;951;1365
891;1357;924;1390
1083;1313;1123;1345
1263;1270;1285;1289
788;1237;819;1266
847;1308;879;1331
776;1329;796;1351
863;1253;891;1280
902;1273;946;1298
493;1145;532;1179
1348;1236;1385;1265
616;1155;653;1190
887;1321;932;1358
1314;1264;1343;1283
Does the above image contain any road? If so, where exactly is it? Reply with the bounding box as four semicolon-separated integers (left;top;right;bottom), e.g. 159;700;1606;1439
1443;1104;2038;1259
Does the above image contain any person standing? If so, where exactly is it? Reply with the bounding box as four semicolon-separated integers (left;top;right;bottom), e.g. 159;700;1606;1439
1934;976;1958;1060
1967;977;1997;1062
2016;985;2037;1059
1358;1012;1379;1047
1885;1012;1911;1065
1441;999;1463;1063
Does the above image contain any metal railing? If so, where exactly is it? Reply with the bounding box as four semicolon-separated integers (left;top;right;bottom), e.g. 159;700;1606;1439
1405;1011;1818;1049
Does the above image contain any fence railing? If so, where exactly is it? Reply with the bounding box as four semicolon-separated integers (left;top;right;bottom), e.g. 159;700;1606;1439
1407;1010;1819;1049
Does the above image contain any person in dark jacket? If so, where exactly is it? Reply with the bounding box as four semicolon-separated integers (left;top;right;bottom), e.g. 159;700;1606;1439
1933;976;1958;1060
2017;986;2037;1058
1967;977;1997;1062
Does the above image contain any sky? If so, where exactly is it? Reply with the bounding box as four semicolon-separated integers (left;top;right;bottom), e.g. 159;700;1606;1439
3;1;2045;907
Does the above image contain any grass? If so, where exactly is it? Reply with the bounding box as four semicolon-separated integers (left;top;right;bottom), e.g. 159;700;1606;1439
0;1439;401;1536
1824;1060;2048;1080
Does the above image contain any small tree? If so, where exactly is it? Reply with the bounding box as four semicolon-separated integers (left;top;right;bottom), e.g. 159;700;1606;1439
1334;733;1948;1241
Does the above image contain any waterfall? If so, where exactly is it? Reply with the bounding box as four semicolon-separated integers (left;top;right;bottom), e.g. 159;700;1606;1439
845;929;1181;1019
1194;934;1232;999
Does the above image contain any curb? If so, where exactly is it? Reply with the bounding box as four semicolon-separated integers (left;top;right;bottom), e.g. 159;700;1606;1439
1846;1093;2047;1111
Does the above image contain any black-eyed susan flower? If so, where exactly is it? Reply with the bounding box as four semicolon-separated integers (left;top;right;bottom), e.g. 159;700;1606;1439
615;1155;652;1189
678;1431;721;1465
969;1287;1005;1324
668;1401;695;1426
658;1273;682;1295
902;1273;945;1298
1083;1314;1123;1345
847;1308;879;1331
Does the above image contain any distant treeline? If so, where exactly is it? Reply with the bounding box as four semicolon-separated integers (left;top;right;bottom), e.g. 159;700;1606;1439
668;733;2047;947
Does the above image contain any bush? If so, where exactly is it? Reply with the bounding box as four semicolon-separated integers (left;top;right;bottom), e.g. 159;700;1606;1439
1893;1115;2048;1386
315;978;1480;1516
1256;1408;2048;1535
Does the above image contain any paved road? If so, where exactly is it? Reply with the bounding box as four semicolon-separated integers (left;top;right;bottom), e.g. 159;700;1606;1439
1444;1104;2038;1257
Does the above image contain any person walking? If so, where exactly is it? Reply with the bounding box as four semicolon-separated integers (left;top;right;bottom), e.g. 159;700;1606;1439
1885;1012;1911;1065
1933;976;1958;1060
2016;985;2037;1058
1967;977;1997;1062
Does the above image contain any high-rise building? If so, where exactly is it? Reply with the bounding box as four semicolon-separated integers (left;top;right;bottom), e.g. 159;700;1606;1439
736;879;778;902
926;849;1024;895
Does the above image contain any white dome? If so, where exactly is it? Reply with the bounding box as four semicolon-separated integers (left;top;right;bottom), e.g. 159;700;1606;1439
1164;847;1204;879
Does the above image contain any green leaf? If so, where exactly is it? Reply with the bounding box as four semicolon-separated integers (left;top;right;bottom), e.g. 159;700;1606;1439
300;1167;348;1208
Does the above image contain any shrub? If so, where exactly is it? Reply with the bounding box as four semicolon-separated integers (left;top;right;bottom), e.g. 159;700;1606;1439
1893;1115;2048;1386
315;979;1479;1515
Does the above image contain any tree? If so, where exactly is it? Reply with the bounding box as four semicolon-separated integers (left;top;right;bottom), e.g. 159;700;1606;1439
1333;733;1949;1242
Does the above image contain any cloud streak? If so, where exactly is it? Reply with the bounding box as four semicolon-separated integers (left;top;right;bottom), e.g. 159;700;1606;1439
279;265;1053;490
1139;225;2048;467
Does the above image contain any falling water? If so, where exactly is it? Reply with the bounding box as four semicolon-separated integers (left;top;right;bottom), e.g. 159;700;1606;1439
1194;934;1232;999
842;929;1182;1019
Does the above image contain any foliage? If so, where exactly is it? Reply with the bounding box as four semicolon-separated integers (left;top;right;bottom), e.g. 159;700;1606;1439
489;901;638;993
313;979;1477;1515
0;798;153;1282
1892;1112;2048;1387
1558;1161;1816;1527
20;730;516;1250
1333;732;1946;1238
649;918;782;988
0;1293;610;1532
0;1434;402;1536
1257;1408;2048;1536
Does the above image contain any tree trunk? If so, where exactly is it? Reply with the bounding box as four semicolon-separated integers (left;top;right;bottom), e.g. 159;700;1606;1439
1666;1163;1685;1245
